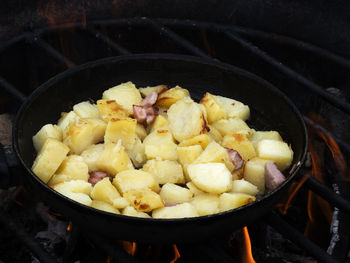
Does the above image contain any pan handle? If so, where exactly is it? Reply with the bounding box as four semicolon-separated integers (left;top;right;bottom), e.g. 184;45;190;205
0;144;21;188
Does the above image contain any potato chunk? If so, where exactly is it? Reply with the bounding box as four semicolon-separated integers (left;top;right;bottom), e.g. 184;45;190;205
219;193;256;212
221;134;256;161
91;200;120;214
33;124;63;152
215;95;250;121
57;111;79;138
64;118;106;154
32;138;70;183
168;97;208;142
187;163;232;194
230;179;259;196
122;206;151;218
212;118;252;137
90;177;121;205
52;180;92;206
243;157;271;194
97;99;128;122
135;124;147;140
139;84;168;97
113;170;159;194
160;183;193;204
186;182;205;196
191;193;220;216
156;86;190;108
124;189;164;212
73;101;99;119
142;159;185;185
102;82;142;115
80;144;104;172
96;142;134;176
48;155;89;185
104;117;137;149
178;134;211;149
193;141;234;172
143;128;178;161
177;145;203;167
152;203;198;219
125;138;147;168
199;92;226;124
250;131;282;148
149;115;169;133
256;139;293;171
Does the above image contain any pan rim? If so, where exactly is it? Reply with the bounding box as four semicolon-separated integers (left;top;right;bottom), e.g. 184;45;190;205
13;53;308;223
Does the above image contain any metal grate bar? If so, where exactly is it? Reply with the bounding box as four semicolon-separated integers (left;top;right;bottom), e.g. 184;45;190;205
33;38;76;69
0;76;27;102
224;31;350;115
158;19;350;69
87;27;131;55
305;176;350;215
266;212;339;263
304;116;350;156
146;19;210;58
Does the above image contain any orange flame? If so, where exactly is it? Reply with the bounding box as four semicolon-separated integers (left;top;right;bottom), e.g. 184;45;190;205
170;244;181;263
66;222;72;231
242;227;256;263
122;241;137;256
106;255;112;263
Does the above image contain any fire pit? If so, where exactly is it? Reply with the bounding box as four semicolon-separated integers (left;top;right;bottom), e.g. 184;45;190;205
1;9;350;263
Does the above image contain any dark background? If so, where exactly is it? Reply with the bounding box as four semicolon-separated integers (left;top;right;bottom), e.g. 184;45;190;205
1;0;350;58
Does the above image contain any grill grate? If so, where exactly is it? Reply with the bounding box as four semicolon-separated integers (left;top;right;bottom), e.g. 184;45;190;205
1;18;350;263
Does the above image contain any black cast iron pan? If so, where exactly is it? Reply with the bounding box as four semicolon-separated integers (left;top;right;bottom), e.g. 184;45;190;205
13;54;307;243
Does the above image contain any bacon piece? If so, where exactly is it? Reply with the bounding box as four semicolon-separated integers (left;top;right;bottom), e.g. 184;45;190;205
141;91;158;107
133;105;147;123
225;148;244;170
264;162;286;191
88;171;109;185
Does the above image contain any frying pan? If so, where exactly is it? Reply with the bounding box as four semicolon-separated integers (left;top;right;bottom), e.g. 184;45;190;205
13;54;307;243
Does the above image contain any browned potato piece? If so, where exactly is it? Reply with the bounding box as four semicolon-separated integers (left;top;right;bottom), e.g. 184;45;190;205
97;99;128;122
155;86;190;108
221;134;256;161
199;92;226;124
124;189;164;212
64;118;106;154
178;134;211;149
102;82;142;115
104;117;137;149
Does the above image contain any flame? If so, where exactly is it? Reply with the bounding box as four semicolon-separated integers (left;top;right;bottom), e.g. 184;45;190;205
277;173;310;215
106;256;112;263
122;241;137;256
242;227;256;263
170;244;181;263
66;222;72;231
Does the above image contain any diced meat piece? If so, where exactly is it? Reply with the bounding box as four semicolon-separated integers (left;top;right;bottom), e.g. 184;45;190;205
141;91;158;107
225;148;244;170
264;162;286;190
88;171;109;185
133;105;147;123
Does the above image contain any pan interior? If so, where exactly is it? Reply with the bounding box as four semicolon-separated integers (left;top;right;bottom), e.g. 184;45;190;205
17;54;305;189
